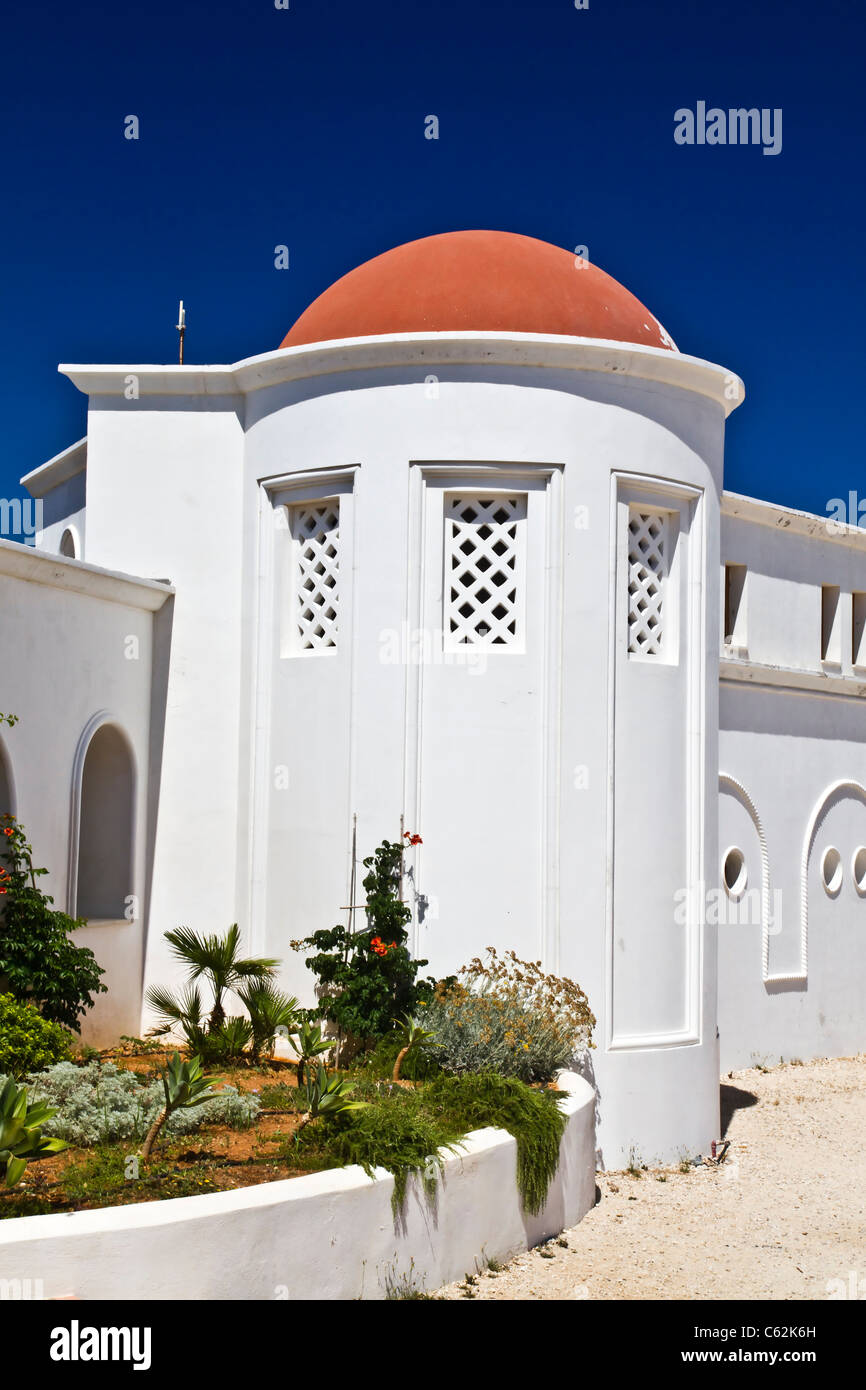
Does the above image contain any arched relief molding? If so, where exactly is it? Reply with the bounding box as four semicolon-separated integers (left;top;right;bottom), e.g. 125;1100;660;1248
799;779;866;982
718;773;782;983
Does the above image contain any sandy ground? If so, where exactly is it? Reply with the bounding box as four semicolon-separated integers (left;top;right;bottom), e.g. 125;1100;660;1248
436;1056;866;1301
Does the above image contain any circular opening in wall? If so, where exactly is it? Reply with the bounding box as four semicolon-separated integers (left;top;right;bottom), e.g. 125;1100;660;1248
853;847;866;896
723;847;747;899
821;846;843;897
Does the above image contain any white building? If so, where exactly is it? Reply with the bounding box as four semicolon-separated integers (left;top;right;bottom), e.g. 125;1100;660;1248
3;230;865;1167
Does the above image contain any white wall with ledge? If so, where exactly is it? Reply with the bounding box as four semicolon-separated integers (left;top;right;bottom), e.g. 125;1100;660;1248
719;499;866;1069
20;438;87;558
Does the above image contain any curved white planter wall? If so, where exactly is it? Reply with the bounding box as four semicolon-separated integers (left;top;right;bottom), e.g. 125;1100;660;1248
0;1073;595;1301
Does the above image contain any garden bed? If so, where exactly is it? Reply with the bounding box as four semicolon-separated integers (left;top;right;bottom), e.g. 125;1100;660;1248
1;1053;567;1220
0;1070;596;1300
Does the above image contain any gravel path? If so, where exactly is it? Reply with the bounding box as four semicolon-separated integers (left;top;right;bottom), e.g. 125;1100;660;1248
436;1056;866;1301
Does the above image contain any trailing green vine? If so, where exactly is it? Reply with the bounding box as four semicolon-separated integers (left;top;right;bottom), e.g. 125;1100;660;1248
423;1073;568;1216
286;1071;567;1217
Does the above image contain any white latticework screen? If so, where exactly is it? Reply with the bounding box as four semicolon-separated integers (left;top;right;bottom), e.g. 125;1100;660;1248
445;494;526;647
290;501;340;651
627;508;669;657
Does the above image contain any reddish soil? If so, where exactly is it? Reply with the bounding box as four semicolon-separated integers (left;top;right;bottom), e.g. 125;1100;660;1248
3;1053;317;1215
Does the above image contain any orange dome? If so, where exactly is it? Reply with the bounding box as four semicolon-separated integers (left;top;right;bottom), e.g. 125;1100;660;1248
280;230;677;351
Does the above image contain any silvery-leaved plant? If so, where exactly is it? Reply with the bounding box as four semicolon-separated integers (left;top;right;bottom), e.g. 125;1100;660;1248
0;1061;259;1148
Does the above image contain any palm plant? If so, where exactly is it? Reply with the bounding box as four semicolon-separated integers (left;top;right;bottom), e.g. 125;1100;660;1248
145;981;209;1053
209;1015;254;1062
236;981;300;1062
146;924;279;1035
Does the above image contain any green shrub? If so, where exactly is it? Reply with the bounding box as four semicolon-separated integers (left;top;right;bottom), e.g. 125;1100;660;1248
0;994;72;1077
291;833;441;1050
0;816;106;1030
419;948;595;1083
0;1062;260;1147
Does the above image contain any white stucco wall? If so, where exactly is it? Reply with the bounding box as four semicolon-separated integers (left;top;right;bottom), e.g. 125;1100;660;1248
21;438;87;557
0;541;172;1046
50;335;738;1168
0;1070;595;1301
718;501;866;1069
79;401;247;1017
240;343;731;1167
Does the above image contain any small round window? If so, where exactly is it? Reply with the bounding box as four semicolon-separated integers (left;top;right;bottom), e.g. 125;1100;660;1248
723;846;747;899
821;846;843;896
852;847;866;897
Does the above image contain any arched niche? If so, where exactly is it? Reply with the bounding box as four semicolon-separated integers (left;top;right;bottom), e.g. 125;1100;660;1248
0;735;15;820
59;527;79;558
72;718;135;922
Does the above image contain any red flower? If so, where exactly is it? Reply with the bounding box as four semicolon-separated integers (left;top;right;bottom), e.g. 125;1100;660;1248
3;828;12;836
403;831;423;846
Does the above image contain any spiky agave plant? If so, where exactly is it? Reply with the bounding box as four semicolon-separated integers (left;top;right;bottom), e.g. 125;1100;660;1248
0;1077;68;1188
295;1066;367;1135
291;1016;332;1088
392;1014;435;1082
141;1053;224;1160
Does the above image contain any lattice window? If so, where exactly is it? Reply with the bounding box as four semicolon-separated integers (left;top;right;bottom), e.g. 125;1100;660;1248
291;501;340;651
627;509;668;657
445;494;525;647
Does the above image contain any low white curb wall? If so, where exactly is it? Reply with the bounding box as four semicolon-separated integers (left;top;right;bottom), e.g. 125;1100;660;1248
0;1071;596;1300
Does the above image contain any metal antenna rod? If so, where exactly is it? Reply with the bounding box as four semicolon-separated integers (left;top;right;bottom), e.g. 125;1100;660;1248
176;300;186;364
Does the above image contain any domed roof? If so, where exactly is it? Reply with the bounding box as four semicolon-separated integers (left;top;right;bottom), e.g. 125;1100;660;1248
280;230;677;351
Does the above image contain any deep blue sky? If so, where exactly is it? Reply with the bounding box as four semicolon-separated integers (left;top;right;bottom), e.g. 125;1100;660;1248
2;0;864;520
